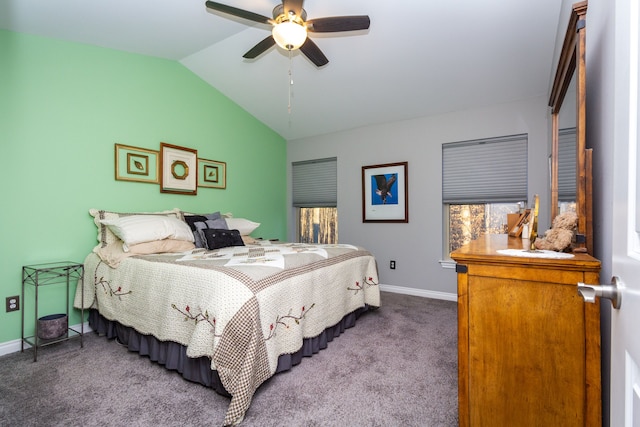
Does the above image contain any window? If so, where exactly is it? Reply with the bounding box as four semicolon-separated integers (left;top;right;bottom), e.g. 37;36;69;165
447;203;522;252
292;158;338;243
443;134;528;255
298;207;338;243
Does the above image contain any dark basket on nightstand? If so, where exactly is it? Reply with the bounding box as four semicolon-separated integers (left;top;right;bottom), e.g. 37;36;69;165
37;314;68;340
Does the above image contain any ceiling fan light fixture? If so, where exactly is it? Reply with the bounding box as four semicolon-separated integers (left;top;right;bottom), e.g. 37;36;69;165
272;21;307;51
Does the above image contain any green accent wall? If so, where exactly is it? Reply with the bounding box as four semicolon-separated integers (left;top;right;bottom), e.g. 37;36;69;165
0;30;286;345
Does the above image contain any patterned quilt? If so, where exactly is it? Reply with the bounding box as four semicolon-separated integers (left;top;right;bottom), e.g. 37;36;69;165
74;242;380;426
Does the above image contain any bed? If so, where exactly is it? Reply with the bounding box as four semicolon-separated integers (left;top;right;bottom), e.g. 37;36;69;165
73;208;380;426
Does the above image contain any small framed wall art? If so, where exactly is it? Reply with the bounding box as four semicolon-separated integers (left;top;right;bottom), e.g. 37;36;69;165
362;161;409;223
114;144;159;184
160;142;198;195
198;158;227;189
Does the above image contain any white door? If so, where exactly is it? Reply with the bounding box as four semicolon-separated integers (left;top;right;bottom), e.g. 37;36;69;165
610;0;640;425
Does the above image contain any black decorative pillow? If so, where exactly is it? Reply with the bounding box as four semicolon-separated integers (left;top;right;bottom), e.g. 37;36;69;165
183;212;229;248
200;228;244;250
183;215;209;231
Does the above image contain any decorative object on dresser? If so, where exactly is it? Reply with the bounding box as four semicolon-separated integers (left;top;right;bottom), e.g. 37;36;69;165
451;234;601;426
361;161;409;223
527;194;539;250
507;209;531;237
534;210;578;252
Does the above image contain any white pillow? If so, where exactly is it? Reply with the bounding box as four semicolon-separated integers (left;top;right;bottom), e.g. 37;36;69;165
225;217;260;235
89;208;182;249
99;215;194;246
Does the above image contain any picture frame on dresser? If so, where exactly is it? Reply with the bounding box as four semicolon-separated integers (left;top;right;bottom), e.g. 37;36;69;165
160;142;197;195
362;161;409;223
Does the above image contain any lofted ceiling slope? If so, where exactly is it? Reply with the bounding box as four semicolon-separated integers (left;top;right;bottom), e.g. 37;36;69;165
0;0;562;140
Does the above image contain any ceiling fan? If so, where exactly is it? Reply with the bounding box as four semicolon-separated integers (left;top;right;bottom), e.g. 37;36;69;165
205;0;370;67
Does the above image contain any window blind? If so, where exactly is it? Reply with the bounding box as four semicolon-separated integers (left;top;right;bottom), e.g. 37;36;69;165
292;157;337;207
442;134;528;204
558;128;577;201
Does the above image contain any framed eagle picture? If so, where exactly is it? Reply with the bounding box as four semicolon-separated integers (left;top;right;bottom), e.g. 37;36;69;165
362;161;408;223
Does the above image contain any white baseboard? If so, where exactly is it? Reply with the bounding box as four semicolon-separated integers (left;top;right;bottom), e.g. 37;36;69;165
0;322;92;357
379;284;457;302
0;338;23;357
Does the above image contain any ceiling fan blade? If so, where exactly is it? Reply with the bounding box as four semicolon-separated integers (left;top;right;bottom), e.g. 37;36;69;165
282;0;304;18
299;38;329;67
243;36;276;59
205;1;272;25
306;16;370;33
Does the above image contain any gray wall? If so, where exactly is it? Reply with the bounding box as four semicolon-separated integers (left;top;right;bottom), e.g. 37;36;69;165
287;96;551;298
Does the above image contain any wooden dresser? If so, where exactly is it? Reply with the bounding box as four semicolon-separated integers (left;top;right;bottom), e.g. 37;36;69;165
451;234;601;427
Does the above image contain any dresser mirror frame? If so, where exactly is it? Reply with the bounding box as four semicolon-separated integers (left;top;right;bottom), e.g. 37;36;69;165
549;1;592;254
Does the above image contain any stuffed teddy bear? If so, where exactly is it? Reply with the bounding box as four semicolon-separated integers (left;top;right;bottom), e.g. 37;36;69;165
534;211;578;252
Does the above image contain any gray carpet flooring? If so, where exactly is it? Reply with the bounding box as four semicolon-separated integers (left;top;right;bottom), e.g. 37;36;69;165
0;292;458;427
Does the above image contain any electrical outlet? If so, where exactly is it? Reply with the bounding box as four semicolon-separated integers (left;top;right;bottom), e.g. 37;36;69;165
390;260;396;270
6;295;19;312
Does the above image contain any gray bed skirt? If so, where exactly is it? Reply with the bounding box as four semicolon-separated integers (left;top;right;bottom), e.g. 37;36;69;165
88;305;373;397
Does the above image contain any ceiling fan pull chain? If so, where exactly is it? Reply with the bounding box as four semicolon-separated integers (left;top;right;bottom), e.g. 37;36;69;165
288;50;294;114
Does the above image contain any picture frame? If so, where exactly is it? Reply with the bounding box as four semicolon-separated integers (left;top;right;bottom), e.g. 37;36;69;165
508;209;532;237
198;158;227;189
160;142;198;195
114;144;159;184
362;161;409;223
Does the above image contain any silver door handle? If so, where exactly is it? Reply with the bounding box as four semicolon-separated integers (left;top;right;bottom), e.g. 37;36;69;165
577;276;622;309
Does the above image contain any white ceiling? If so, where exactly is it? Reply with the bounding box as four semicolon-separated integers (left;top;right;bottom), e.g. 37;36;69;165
0;0;563;141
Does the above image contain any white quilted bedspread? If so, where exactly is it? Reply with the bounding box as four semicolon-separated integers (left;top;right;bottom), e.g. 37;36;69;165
74;242;380;426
